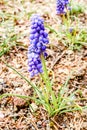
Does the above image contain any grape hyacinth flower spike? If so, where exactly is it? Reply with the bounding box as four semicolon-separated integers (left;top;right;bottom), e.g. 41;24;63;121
56;0;69;15
28;14;49;77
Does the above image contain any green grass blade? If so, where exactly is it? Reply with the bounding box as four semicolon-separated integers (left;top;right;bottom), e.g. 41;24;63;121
2;61;45;101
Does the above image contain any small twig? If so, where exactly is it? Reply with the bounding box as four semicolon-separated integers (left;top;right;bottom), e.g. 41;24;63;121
30;120;39;130
51;50;66;69
53;124;59;130
51;118;64;129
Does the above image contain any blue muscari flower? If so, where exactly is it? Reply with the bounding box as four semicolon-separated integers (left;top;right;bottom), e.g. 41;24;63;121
28;14;49;77
56;0;69;14
63;0;69;5
30;14;49;45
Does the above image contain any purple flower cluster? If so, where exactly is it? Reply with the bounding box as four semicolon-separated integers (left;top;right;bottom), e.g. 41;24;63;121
56;0;69;14
28;14;49;77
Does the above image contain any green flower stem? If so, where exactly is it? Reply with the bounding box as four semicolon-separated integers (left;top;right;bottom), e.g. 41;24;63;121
41;55;50;84
41;54;57;110
62;11;70;29
62;14;66;26
66;10;70;27
40;73;49;103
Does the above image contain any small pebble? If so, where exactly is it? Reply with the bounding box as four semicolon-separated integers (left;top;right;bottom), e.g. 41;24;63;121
0;111;5;118
37;121;42;128
31;126;35;130
0;78;4;83
30;103;38;112
0;84;3;93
